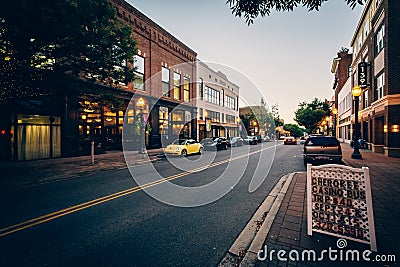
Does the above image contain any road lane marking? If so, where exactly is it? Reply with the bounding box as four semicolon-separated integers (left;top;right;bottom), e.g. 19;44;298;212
0;144;281;237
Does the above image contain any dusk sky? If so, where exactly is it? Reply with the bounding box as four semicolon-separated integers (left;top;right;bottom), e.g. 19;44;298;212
128;0;364;123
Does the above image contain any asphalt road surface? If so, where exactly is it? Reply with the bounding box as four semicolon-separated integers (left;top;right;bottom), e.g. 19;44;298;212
0;141;306;266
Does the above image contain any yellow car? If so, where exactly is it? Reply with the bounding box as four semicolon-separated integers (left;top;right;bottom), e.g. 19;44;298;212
164;139;203;156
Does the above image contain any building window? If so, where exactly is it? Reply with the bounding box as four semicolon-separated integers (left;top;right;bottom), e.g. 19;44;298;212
206;110;220;122
347;66;352;77
184;77;190;103
364;21;369;39
375;72;385;100
174;72;181;100
199;108;203;120
363;90;368;109
133;55;145;90
226;114;236;124
162;67;170;97
221;89;224;106
205;86;220;105
225;95;235;110
375;24;385;55
199;78;204;100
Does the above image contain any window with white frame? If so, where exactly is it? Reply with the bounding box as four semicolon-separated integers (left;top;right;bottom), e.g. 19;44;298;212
173;72;181;100
133;55;145;90
225;95;235;110
364;21;369;39
184;77;190;103
375;24;385;55
205;86;220;105
375;72;385;100
363;90;369;109
162;67;170;97
199;78;204;100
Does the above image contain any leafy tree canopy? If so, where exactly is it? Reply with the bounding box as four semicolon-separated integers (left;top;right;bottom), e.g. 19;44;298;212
226;0;366;25
0;0;136;101
294;98;329;133
283;124;304;137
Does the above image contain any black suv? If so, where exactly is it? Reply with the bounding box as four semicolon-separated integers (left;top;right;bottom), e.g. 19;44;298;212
303;136;342;165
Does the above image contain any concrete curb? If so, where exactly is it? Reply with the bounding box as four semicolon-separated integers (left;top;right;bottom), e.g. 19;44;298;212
218;172;296;267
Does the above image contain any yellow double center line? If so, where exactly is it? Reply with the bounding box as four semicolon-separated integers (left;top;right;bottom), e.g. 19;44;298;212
0;145;279;237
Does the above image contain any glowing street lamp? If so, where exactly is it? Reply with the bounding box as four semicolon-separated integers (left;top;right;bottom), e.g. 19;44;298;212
332;107;338;138
137;97;145;154
351;86;362;159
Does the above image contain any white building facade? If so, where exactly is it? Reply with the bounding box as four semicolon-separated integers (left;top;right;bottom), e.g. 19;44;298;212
196;61;240;140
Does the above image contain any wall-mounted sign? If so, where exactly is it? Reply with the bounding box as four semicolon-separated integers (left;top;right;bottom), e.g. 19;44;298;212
307;164;377;251
358;62;368;88
206;119;211;132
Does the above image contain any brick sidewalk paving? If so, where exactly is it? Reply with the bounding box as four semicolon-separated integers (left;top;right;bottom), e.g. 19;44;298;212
258;144;400;267
0;148;163;188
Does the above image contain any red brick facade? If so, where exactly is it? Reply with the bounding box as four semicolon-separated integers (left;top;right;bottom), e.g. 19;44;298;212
110;0;198;148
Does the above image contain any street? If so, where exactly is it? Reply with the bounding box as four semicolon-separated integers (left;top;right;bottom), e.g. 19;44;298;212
0;141;305;266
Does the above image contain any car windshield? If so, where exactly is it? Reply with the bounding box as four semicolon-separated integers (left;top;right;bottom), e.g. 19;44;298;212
305;137;339;146
172;139;186;145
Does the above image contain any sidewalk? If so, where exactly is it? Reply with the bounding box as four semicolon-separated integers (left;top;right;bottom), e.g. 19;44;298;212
257;143;400;266
0;148;163;189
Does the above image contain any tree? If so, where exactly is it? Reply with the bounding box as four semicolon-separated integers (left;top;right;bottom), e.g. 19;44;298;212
294;98;329;133
0;0;136;102
283;124;303;137
226;0;366;25
272;104;283;127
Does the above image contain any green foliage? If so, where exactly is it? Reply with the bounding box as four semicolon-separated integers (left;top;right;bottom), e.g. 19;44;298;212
240;112;255;132
294;98;330;133
226;0;366;25
0;0;136;101
272;104;283;127
283;123;303;137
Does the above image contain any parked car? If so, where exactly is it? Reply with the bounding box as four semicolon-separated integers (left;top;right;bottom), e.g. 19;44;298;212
200;137;228;151
284;136;297;145
227;136;243;147
164;139;203;156
243;136;258;145
263;135;271;142
303;136;342;165
255;134;263;143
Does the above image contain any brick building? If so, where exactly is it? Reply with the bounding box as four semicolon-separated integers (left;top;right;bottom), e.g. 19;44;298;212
331;49;353;143
332;0;400;157
0;0;198;161
112;0;198;149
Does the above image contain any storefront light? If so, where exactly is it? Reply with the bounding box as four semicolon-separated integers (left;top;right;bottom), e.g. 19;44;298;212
384;125;388;133
391;125;399;133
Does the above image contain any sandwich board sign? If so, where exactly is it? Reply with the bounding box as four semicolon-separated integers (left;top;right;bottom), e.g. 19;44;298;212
307;164;377;251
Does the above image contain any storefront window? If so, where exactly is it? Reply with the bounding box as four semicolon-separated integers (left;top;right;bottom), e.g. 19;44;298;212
16;115;61;161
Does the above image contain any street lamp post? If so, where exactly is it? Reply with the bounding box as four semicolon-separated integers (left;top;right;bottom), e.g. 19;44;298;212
325;116;330;136
236;117;241;137
137;97;145;154
204;111;208;140
351;86;362;159
332;108;338;138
